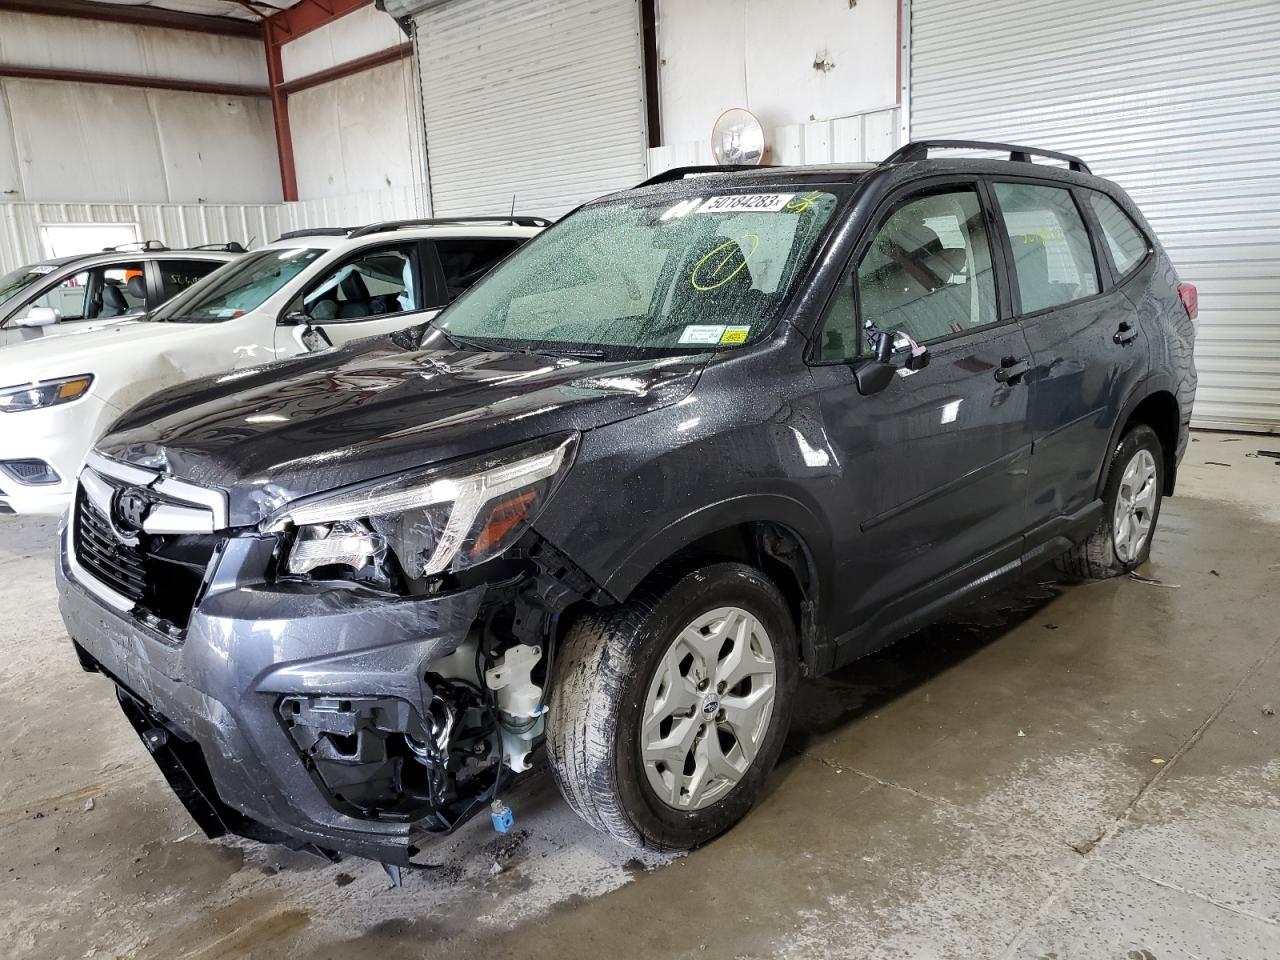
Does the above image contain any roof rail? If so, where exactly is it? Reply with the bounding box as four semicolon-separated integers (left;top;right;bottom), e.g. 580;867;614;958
102;240;169;253
884;140;1092;175
275;227;355;241
348;216;552;238
635;164;775;188
188;241;246;253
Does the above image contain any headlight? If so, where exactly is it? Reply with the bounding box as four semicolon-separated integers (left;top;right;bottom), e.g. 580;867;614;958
270;434;578;581
0;374;94;413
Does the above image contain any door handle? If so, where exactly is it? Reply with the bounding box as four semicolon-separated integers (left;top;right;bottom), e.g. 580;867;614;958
1114;322;1138;345
994;356;1031;383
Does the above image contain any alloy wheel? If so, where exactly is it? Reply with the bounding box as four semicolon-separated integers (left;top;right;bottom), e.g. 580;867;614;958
640;606;777;811
1113;448;1158;563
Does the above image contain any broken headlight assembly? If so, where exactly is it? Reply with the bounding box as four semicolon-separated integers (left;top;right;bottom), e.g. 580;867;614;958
266;434;578;583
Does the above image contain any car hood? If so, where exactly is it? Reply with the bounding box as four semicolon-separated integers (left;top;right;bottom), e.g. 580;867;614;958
98;338;707;526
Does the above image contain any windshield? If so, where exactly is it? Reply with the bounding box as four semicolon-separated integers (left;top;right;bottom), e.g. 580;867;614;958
151;247;323;322
0;264;55;305
433;188;844;359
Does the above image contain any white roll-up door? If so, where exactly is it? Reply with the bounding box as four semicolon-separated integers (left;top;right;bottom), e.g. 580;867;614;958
909;0;1280;431
412;0;648;220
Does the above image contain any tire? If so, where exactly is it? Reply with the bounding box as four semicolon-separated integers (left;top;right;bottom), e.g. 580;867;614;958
1056;423;1165;580
546;562;799;851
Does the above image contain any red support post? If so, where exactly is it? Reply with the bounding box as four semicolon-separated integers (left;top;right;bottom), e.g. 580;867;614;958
264;20;298;202
261;0;374;202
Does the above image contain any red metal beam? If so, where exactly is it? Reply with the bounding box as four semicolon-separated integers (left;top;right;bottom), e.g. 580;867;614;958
264;21;298;202
0;63;268;98
278;42;411;95
260;0;380;201
0;0;261;38
264;0;371;49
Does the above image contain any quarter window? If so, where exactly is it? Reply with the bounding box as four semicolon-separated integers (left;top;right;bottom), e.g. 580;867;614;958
1088;192;1148;278
818;187;998;361
993;182;1099;314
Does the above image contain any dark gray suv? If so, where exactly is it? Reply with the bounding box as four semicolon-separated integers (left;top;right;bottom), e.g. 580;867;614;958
58;141;1198;870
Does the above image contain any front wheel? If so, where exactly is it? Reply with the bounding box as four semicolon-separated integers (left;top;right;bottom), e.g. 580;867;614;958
546;563;798;851
1057;423;1165;579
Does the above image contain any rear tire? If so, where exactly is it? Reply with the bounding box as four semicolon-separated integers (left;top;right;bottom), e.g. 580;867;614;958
546;562;798;851
1056;423;1164;580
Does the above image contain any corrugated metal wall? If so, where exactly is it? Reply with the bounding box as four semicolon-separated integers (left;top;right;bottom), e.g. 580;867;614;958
412;0;648;218
910;0;1280;431
0;201;284;273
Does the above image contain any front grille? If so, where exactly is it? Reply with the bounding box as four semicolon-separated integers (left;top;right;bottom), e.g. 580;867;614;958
72;482;223;632
75;489;147;603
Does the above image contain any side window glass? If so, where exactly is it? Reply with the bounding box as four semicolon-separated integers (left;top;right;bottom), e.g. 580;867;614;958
1088;192;1148;278
435;238;522;302
18;270;91;322
159;260;222;302
818;187;998;361
96;263;148;317
993;182;1099;313
302;246;416;322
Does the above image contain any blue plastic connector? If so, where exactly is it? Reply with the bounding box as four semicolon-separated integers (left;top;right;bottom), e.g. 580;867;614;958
490;799;514;834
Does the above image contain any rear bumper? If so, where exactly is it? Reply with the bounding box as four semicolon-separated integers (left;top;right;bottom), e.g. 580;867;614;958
57;524;488;864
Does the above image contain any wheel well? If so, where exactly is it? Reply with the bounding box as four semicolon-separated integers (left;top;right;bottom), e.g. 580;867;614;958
1125;391;1181;494
604;522;820;671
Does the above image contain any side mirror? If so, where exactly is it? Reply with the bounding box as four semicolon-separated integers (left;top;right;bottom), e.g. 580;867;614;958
15;306;59;328
855;330;930;396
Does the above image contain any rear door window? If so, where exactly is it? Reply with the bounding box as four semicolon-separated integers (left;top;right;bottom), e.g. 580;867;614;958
434;238;523;302
992;182;1099;314
158;259;224;302
1088;192;1149;279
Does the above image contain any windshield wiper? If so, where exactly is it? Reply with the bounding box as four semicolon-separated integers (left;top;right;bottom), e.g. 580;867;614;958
424;318;490;352
534;347;608;360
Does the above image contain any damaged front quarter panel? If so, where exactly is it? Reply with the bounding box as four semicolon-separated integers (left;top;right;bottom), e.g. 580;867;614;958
60;507;604;865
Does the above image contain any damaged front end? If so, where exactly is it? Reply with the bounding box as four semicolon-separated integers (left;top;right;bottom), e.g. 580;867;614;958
59;436;602;865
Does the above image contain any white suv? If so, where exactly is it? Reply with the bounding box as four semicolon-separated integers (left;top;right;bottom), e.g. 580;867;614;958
0;218;543;515
0;243;242;347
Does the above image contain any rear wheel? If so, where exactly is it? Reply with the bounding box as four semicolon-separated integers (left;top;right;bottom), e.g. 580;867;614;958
1057;423;1164;579
546;563;798;850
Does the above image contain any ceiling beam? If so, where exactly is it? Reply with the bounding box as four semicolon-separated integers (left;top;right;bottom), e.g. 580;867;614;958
263;0;371;48
0;64;268;98
0;0;262;38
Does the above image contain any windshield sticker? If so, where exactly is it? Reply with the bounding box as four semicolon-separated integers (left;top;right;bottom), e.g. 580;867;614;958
784;192;823;214
696;194;795;214
31;265;57;276
719;326;751;345
659;198;703;221
690;234;760;291
678;324;727;345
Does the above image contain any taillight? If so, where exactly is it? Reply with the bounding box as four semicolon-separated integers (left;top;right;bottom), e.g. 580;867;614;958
1178;283;1199;321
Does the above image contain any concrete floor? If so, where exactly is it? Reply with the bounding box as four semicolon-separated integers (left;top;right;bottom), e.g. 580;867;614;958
1;430;1277;960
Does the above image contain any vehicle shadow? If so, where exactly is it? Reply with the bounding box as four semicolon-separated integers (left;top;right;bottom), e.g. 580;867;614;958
781;571;1064;760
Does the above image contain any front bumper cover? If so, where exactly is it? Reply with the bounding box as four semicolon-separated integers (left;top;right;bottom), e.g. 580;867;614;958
57;526;488;864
